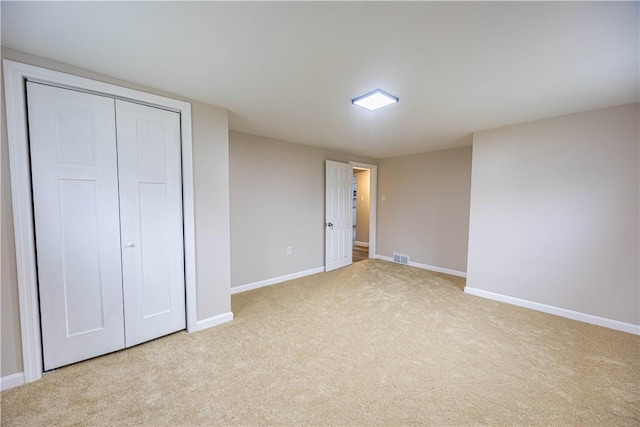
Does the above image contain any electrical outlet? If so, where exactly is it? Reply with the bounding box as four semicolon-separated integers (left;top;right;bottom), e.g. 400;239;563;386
286;246;292;255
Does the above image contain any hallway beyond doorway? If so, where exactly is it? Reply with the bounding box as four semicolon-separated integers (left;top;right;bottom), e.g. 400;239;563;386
353;243;368;263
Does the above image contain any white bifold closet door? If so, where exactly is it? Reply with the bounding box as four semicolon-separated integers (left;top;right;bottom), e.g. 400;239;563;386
115;99;185;347
27;82;185;371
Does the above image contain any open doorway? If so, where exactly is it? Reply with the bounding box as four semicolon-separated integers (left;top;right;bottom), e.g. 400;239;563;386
352;165;374;262
352;168;370;262
325;161;377;272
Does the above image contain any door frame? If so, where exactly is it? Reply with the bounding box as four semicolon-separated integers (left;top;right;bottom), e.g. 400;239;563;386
349;161;378;258
3;60;198;384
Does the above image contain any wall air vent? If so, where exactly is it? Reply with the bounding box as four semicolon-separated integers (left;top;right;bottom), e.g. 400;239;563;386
392;253;409;265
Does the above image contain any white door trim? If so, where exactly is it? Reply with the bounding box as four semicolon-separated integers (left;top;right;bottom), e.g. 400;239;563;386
349;161;378;258
3;59;198;384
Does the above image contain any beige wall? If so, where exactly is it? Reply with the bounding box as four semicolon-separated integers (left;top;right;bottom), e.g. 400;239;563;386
191;104;231;320
1;63;23;377
467;103;639;325
377;147;472;272
229;131;375;287
354;169;370;243
1;48;232;377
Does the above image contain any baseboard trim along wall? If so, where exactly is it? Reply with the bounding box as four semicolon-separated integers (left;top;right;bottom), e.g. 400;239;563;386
354;241;369;247
0;311;234;391
1;372;25;391
375;255;467;278
231;267;325;295
192;312;234;332
464;287;640;335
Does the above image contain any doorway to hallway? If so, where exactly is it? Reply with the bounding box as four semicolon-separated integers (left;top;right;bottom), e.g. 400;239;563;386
324;160;377;271
352;167;371;263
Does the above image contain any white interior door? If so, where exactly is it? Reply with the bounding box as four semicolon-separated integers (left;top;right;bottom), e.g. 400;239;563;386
27;82;126;371
115;100;186;347
325;160;353;271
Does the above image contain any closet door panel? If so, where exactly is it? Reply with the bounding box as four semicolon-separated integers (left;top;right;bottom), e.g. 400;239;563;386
115;100;186;347
26;82;125;370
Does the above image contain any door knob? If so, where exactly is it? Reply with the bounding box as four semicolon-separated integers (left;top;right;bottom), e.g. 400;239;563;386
124;242;135;248
326;222;333;227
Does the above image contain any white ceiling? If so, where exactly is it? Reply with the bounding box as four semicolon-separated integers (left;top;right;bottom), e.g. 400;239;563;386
2;2;638;159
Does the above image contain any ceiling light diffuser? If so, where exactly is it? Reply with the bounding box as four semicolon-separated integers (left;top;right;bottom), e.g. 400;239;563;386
352;89;399;111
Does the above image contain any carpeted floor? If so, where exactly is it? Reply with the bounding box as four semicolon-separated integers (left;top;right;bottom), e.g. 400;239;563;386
2;259;639;426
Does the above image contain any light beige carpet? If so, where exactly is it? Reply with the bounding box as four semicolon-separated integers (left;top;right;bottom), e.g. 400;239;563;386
2;260;639;426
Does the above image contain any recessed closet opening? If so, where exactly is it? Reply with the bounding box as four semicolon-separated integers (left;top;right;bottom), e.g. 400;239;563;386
4;60;199;384
27;82;186;370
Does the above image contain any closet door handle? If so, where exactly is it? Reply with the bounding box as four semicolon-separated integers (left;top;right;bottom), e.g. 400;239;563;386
124;242;135;248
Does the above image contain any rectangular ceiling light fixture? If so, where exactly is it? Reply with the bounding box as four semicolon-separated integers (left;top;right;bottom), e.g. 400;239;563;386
352;89;399;111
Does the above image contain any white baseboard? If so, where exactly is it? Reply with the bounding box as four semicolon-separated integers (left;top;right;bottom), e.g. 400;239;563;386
1;372;24;391
191;311;234;332
231;267;325;295
354;241;369;248
374;255;467;278
464;287;640;336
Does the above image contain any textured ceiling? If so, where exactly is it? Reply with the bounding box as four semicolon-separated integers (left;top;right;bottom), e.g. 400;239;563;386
2;1;638;158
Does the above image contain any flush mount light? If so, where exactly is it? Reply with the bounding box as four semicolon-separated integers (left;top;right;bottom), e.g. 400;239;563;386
352;89;399;111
